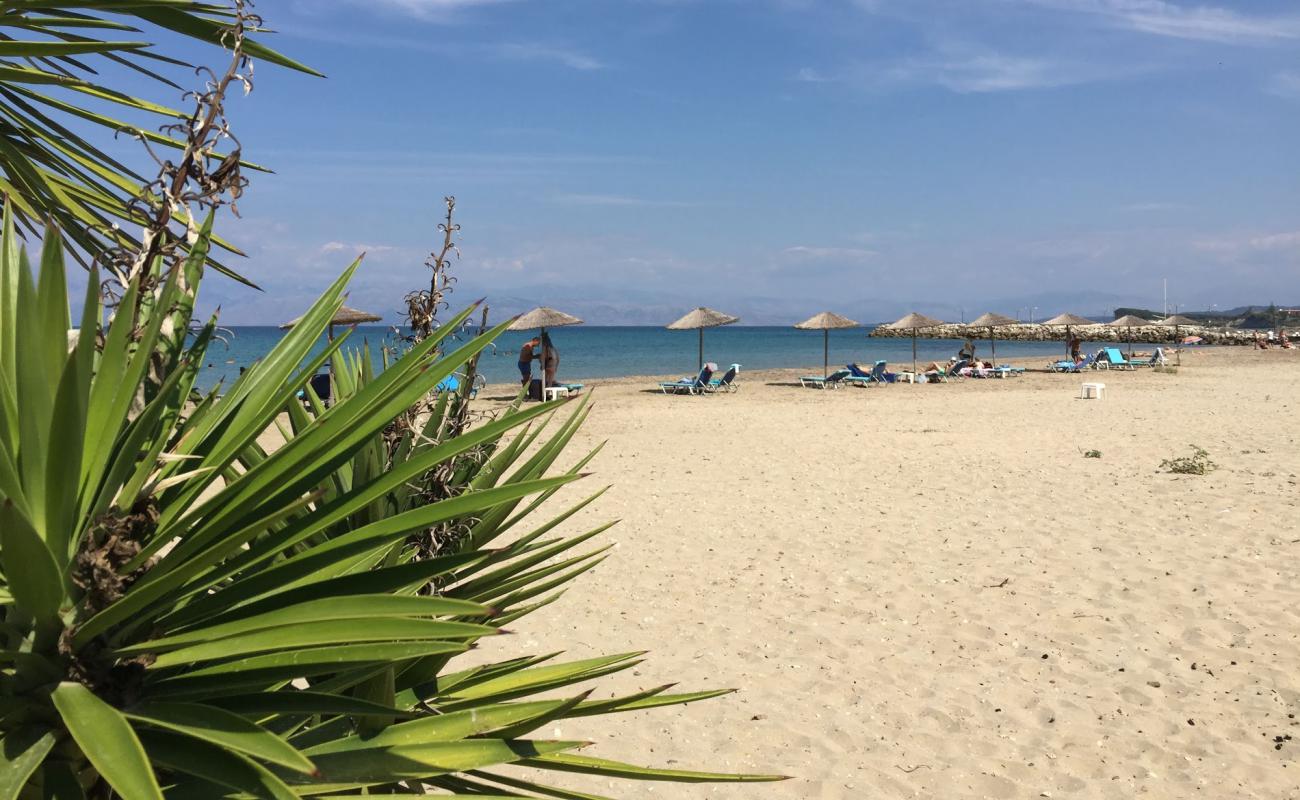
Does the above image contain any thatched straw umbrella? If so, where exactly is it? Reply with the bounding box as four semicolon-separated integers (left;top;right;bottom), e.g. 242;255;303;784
667;307;739;370
507;307;583;396
1043;312;1095;357
1159;314;1198;366
794;311;859;379
281;304;381;341
1107;314;1157;359
886;312;944;378
968;312;1017;365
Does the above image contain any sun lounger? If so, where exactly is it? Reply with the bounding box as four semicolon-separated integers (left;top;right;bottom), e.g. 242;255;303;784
1099;347;1134;370
708;364;740;393
800;368;851;389
1128;348;1167;368
659;366;713;395
1049;353;1095;373
841;361;880;386
434;373;487;399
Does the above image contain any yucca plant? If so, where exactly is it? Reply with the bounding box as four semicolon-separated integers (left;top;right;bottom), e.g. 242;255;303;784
0;205;783;798
0;1;317;281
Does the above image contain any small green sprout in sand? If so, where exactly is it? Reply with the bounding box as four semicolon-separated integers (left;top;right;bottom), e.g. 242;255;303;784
1161;445;1217;475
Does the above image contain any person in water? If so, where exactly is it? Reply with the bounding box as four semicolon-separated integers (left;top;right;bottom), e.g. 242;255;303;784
518;337;540;385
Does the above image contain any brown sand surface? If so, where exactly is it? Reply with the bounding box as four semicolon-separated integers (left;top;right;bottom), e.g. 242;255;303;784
472;347;1300;799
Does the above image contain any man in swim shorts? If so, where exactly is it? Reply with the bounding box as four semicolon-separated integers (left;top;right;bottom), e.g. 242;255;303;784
518;337;540;385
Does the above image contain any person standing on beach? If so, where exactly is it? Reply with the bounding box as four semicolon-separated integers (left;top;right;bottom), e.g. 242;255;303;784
518;337;540;386
1069;335;1083;362
959;338;976;361
540;332;560;385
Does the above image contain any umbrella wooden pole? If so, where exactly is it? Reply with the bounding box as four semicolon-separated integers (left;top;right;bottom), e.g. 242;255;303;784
912;332;918;379
823;329;829;379
989;327;996;365
540;325;547;398
698;329;703;370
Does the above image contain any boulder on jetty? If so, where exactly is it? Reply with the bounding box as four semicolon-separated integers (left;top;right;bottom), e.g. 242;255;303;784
868;322;1256;345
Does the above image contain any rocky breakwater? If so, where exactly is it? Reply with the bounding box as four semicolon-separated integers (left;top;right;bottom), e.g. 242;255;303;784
868;322;1257;345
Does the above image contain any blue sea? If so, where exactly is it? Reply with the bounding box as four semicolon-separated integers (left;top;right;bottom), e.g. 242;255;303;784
192;325;1102;393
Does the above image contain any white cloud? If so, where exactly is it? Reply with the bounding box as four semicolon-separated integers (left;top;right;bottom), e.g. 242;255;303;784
320;241;397;256
1016;236;1112;261
1266;71;1300;99
284;26;603;71
933;53;1069;92
1249;232;1300;252
475;256;527;273
1027;0;1300;44
1193;231;1300;256
1120;201;1181;213
796;66;832;83
550;193;691;207
878;50;1094;93
783;245;878;261
495;42;603;70
368;0;519;19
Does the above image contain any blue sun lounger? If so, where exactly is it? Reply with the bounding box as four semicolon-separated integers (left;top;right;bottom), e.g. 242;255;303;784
1128;347;1167;368
1049;353;1095;373
845;360;892;386
800;368;851;389
1100;347;1134;370
708;364;740;393
659;365;713;395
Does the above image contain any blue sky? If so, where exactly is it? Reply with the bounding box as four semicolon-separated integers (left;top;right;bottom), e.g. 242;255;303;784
187;0;1298;323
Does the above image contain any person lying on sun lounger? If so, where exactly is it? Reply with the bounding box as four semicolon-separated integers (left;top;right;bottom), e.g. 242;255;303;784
919;362;948;383
959;361;999;378
848;362;895;383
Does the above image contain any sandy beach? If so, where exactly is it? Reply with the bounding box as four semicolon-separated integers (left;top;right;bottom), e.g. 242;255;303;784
471;347;1300;799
